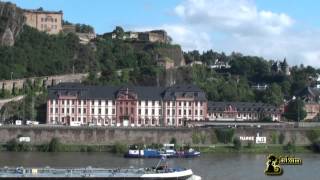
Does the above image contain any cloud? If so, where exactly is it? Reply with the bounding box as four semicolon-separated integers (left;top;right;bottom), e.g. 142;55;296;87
174;0;293;36
166;0;320;67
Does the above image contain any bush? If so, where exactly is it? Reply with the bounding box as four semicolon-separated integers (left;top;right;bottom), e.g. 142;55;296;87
6;139;19;151
5;139;31;151
306;129;320;143
310;141;320;153
233;137;241;150
170;137;177;145
18;143;31;151
48;138;62;152
215;129;235;144
283;141;296;153
247;142;254;149
112;142;128;154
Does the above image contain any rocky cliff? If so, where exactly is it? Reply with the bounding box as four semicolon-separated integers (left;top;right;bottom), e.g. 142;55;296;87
0;2;26;46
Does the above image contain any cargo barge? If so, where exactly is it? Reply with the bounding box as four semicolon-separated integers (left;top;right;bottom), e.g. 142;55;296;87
0;158;201;179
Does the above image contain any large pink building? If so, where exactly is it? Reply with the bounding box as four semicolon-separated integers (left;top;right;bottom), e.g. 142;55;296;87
47;83;207;127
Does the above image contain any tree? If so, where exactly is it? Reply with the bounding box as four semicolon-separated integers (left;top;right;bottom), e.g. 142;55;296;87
233;137;242;150
284;99;307;121
113;26;125;39
262;83;284;106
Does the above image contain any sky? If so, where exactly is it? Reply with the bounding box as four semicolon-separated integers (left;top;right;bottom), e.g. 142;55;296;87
9;0;320;67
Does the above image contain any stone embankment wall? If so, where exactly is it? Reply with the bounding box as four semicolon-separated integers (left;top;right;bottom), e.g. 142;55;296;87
0;73;88;91
0;127;312;145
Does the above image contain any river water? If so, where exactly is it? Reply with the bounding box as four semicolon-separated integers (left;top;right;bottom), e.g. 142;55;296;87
0;152;318;180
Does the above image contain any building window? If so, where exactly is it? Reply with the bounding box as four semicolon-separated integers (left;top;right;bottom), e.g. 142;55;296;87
172;102;175;106
83;108;86;114
62;100;65;105
125;107;128;114
98;108;101;114
84;101;87;105
83;117;86;123
195;110;198;115
50;100;53;105
189;110;191;115
105;108;108;114
98;100;101;105
78;108;81;114
91;100;94;105
145;109;148;114
55;108;58;113
138;119;142;124
184;110;186;115
172;109;175;115
152;109;155;115
131;108;134;114
72;108;74;114
91;108;94;114
179;109;181;115
112;109;115;114
112;101;115;105
184;102;186;106
67;100;70;105
78;117;81;122
167;102;170;106
67;108;69;114
145;119;149;125
72;100;75;105
167;109;170;115
200;110;203;115
159;109;162;115
41;18;44;22
139;101;141;106
179;102;181;106
138;109;141;115
78;100;81;105
152;101;155;106
55;18;57;22
120;107;123;114
200;102;203;106
50;108;53;113
189;102;191;106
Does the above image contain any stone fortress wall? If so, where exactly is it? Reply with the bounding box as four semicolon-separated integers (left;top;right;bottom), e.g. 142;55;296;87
0;126;311;145
0;73;88;92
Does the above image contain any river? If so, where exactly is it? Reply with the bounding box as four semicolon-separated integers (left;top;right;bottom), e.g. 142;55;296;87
0;152;318;179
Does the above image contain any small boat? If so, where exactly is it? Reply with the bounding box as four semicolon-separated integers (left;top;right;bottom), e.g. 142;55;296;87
0;158;201;179
176;148;201;158
125;144;201;158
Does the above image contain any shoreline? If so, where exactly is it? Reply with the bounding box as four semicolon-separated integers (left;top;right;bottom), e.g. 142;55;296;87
0;143;316;154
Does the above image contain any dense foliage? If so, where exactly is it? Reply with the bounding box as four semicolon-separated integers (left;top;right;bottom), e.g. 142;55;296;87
0;26;95;79
283;99;307;121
